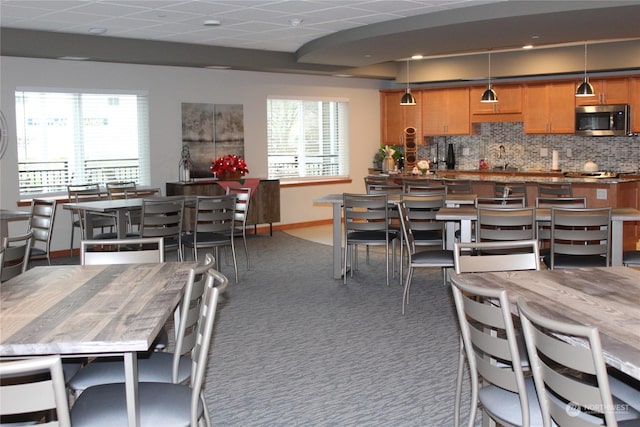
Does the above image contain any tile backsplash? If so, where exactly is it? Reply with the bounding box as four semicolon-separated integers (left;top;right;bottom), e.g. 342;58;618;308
406;122;640;173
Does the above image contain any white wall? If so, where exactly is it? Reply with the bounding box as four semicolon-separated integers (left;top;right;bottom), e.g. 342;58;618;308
0;56;383;253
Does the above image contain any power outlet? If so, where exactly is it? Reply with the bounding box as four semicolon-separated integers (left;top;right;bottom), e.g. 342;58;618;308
540;148;548;157
462;147;470;156
566;148;572;157
596;188;607;200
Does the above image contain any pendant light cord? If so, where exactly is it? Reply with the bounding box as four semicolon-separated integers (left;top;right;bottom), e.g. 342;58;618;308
583;43;588;80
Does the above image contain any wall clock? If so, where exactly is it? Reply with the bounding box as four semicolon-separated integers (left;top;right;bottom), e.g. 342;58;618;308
0;111;7;160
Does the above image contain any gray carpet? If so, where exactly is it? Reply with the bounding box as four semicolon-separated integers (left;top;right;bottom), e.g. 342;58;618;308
49;233;473;425
199;232;472;426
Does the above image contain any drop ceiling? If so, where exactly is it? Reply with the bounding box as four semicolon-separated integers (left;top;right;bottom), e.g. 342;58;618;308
1;0;639;81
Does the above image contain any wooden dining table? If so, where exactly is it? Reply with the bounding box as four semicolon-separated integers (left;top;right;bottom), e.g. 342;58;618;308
313;193;476;279
436;206;640;266
0;208;31;239
63;193;192;240
450;266;640;381
0;262;195;427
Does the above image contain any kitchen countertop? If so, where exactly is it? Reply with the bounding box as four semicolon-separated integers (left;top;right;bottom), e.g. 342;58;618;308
377;170;640;184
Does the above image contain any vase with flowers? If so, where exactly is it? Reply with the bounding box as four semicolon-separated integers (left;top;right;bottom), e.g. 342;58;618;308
210;154;249;180
417;159;430;176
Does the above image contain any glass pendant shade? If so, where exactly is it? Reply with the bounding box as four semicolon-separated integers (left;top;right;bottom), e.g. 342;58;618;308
401;90;416;105
481;85;498;103
576;42;595;97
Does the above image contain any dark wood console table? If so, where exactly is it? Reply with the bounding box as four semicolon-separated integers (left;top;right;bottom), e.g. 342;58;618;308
166;179;280;235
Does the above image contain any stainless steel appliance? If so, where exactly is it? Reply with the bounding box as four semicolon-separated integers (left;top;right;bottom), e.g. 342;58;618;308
575;104;630;136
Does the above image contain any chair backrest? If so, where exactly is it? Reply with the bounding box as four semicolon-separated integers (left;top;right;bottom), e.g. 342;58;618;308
400;193;445;246
106;181;136;199
366;183;403;195
454;240;540;273
476;207;536;243
68;183;101;199
442;178;473;195
537;182;573;198
343;193;389;234
364;176;388;193
28;198;57;257
475;196;526;208
172;253;216;383
225;186;251;229
535;196;586;208
494;182;528;203
80;237;164;265
396;202;417;258
450;279;531;426
549;207;611;268
0;355;71;426
140;197;184;243
188;268;227;426
402;178;443;193
517;297;620;426
193;195;236;235
0;231;33;282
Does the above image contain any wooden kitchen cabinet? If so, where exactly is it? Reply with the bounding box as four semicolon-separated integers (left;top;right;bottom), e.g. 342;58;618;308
574;77;629;106
422;87;470;135
524;81;575;134
380;90;422;145
630;76;640;133
470;84;523;114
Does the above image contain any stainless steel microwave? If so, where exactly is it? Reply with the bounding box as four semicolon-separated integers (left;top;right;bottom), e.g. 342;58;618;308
575;104;630;136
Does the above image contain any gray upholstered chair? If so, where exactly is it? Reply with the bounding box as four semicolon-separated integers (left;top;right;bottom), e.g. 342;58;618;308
0;231;32;282
343;193;397;286
623;250;640;266
545;207;611;269
68;254;216;395
453;239;540;427
0;355;71;426
182;194;238;283
27;198;56;266
494;182;528;204
397;201;453;314
71;268;227;427
140;196;185;261
67;183;103;253
518;297;640;426
226;186;251;269
451;278;544;427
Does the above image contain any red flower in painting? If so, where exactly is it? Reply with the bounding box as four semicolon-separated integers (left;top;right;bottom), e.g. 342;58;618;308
210;155;249;176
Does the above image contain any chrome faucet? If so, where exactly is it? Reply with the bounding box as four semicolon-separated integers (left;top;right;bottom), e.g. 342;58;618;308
498;145;508;169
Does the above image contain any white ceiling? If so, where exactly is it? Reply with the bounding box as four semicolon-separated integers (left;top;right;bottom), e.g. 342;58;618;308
1;0;639;79
0;0;501;53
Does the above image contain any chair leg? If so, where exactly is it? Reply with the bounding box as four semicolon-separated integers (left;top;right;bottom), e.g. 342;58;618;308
401;266;414;315
242;232;250;270
454;336;465;427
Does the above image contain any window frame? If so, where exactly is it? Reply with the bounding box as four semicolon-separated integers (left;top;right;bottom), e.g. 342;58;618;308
266;96;349;182
14;87;150;197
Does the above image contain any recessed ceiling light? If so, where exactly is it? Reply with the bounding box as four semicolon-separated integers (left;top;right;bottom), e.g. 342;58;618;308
332;74;352;78
205;65;230;69
290;18;302;27
88;27;107;35
58;56;89;61
204;19;221;26
522;44;533;49
411;54;423;60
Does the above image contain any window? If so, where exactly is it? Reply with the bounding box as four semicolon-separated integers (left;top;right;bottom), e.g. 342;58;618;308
15;89;149;196
267;98;349;180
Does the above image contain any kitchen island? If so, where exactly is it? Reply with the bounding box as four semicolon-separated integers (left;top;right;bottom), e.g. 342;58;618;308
373;171;640;250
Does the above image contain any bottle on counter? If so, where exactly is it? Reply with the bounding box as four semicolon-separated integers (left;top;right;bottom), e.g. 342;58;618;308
446;143;456;170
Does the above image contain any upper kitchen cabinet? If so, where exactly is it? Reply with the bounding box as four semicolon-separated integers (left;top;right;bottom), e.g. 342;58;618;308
574;77;629;106
422;87;470;135
524;81;575;134
470;84;523;122
380;90;422;145
630;76;640;133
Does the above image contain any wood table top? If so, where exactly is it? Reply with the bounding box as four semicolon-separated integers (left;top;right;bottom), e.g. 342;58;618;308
450;266;640;380
0;263;195;356
436;206;640;221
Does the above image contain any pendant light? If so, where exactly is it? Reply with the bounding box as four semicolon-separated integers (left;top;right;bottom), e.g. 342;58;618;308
400;59;416;106
480;52;498;103
576;42;595;97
